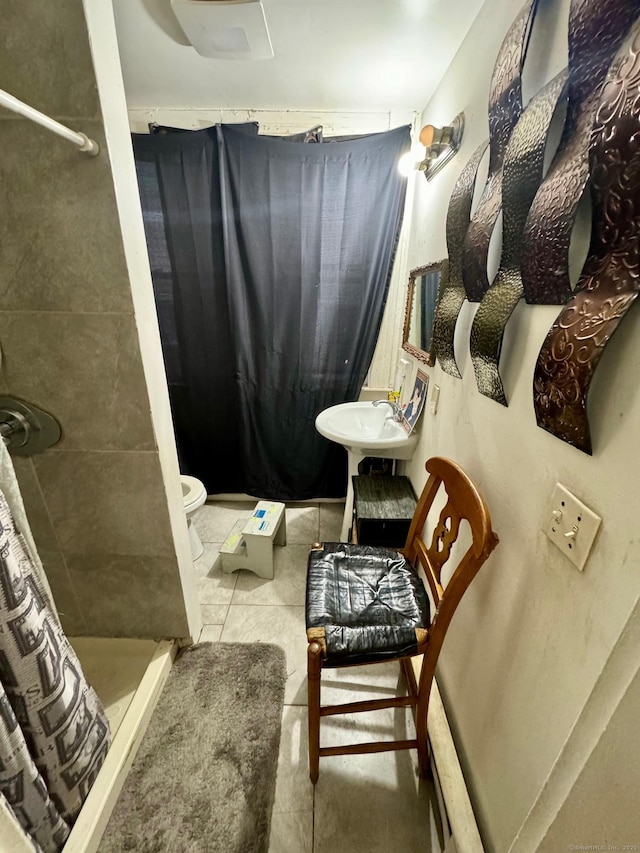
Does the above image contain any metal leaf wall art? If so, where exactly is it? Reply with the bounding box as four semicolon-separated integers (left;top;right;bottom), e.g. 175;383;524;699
431;139;488;378
461;0;539;303
521;0;640;305
470;70;569;404
533;21;640;453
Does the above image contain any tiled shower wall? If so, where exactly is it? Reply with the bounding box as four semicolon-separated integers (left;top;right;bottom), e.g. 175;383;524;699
0;0;190;638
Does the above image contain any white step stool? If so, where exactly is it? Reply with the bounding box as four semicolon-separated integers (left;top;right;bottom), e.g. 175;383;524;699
220;501;287;579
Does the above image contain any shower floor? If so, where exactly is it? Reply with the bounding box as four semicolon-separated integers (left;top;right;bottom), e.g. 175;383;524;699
69;637;159;737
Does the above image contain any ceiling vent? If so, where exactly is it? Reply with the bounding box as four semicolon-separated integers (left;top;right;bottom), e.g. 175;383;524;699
170;0;274;60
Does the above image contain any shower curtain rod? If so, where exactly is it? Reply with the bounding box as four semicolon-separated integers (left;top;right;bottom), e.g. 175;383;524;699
0;88;100;156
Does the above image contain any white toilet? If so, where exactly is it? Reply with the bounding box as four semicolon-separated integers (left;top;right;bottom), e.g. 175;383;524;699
181;475;207;560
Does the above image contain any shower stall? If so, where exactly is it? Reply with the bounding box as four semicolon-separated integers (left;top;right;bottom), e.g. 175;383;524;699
0;398;185;851
0;23;201;842
1;635;176;852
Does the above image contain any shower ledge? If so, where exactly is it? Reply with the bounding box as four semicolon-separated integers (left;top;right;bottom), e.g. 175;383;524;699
62;637;178;853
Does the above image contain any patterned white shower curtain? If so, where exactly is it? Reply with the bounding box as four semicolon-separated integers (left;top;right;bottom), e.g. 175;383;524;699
0;487;111;852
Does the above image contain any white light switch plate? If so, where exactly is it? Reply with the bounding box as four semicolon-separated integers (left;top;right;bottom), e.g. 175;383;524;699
543;483;601;571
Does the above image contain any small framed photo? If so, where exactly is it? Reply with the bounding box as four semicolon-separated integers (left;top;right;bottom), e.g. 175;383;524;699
402;369;429;435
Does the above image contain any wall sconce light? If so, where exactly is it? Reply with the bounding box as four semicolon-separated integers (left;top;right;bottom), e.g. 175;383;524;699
398;113;465;180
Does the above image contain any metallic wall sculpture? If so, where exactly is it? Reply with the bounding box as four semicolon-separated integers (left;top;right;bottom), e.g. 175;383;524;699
431;140;488;378
522;0;640;305
534;22;640;454
470;70;569;404
461;0;538;303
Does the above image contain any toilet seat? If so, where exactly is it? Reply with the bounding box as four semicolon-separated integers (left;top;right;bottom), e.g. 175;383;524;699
180;474;207;561
181;475;207;512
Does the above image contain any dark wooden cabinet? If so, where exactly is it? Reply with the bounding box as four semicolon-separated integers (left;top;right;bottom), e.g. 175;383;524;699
352;475;417;548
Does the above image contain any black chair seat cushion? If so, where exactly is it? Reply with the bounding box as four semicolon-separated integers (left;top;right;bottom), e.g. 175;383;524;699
306;543;431;666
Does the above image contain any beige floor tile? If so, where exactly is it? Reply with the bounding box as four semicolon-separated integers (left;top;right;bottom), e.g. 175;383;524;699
285;505;319;544
310;659;443;852
220;605;307;705
320;661;407;708
191;501;253;543
195;544;238;605
319;705;417;752
231;544;308;606
319;502;345;542
200;603;229;624
313;753;440;853
273;705;314;813
268;811;313;853
197;624;223;643
317;661;416;750
197;575;236;606
193;542;221;575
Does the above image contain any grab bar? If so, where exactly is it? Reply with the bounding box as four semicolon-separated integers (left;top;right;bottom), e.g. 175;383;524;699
0;397;61;455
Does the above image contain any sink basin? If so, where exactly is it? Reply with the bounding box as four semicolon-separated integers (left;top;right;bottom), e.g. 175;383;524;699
315;401;418;460
316;401;420;541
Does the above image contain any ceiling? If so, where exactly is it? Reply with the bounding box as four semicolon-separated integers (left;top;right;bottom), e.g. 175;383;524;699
112;0;484;113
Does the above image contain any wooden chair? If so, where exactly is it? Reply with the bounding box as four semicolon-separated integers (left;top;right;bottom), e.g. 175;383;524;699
305;456;498;783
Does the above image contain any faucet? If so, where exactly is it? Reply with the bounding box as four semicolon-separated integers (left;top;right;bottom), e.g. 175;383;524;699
372;399;403;422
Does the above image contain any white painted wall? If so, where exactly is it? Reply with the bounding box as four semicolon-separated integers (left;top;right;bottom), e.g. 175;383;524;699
537;650;640;852
400;0;640;849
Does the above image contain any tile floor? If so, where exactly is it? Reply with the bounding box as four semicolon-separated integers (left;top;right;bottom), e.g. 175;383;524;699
191;501;444;853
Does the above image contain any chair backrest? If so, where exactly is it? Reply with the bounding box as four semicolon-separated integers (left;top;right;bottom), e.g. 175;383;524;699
403;457;499;692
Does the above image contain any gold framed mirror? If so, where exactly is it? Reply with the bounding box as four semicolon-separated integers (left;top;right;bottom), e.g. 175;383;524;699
402;259;448;366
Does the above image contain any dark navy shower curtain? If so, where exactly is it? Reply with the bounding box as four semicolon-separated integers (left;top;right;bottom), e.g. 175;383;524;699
134;124;410;500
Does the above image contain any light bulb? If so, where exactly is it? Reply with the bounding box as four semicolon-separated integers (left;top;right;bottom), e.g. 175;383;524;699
397;146;424;177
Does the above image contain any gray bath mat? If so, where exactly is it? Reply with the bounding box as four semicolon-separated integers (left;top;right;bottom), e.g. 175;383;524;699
98;642;287;853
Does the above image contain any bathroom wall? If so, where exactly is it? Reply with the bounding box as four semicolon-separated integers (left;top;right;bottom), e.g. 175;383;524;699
401;0;640;848
0;0;200;640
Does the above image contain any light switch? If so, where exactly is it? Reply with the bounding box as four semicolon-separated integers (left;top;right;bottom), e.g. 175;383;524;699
543;483;601;571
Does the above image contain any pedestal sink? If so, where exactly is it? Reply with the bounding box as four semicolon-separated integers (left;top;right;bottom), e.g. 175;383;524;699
315;401;419;540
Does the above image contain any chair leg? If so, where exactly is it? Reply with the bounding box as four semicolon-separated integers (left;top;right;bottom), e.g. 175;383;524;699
417;687;433;779
401;657;431;777
307;641;323;784
417;718;430;779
